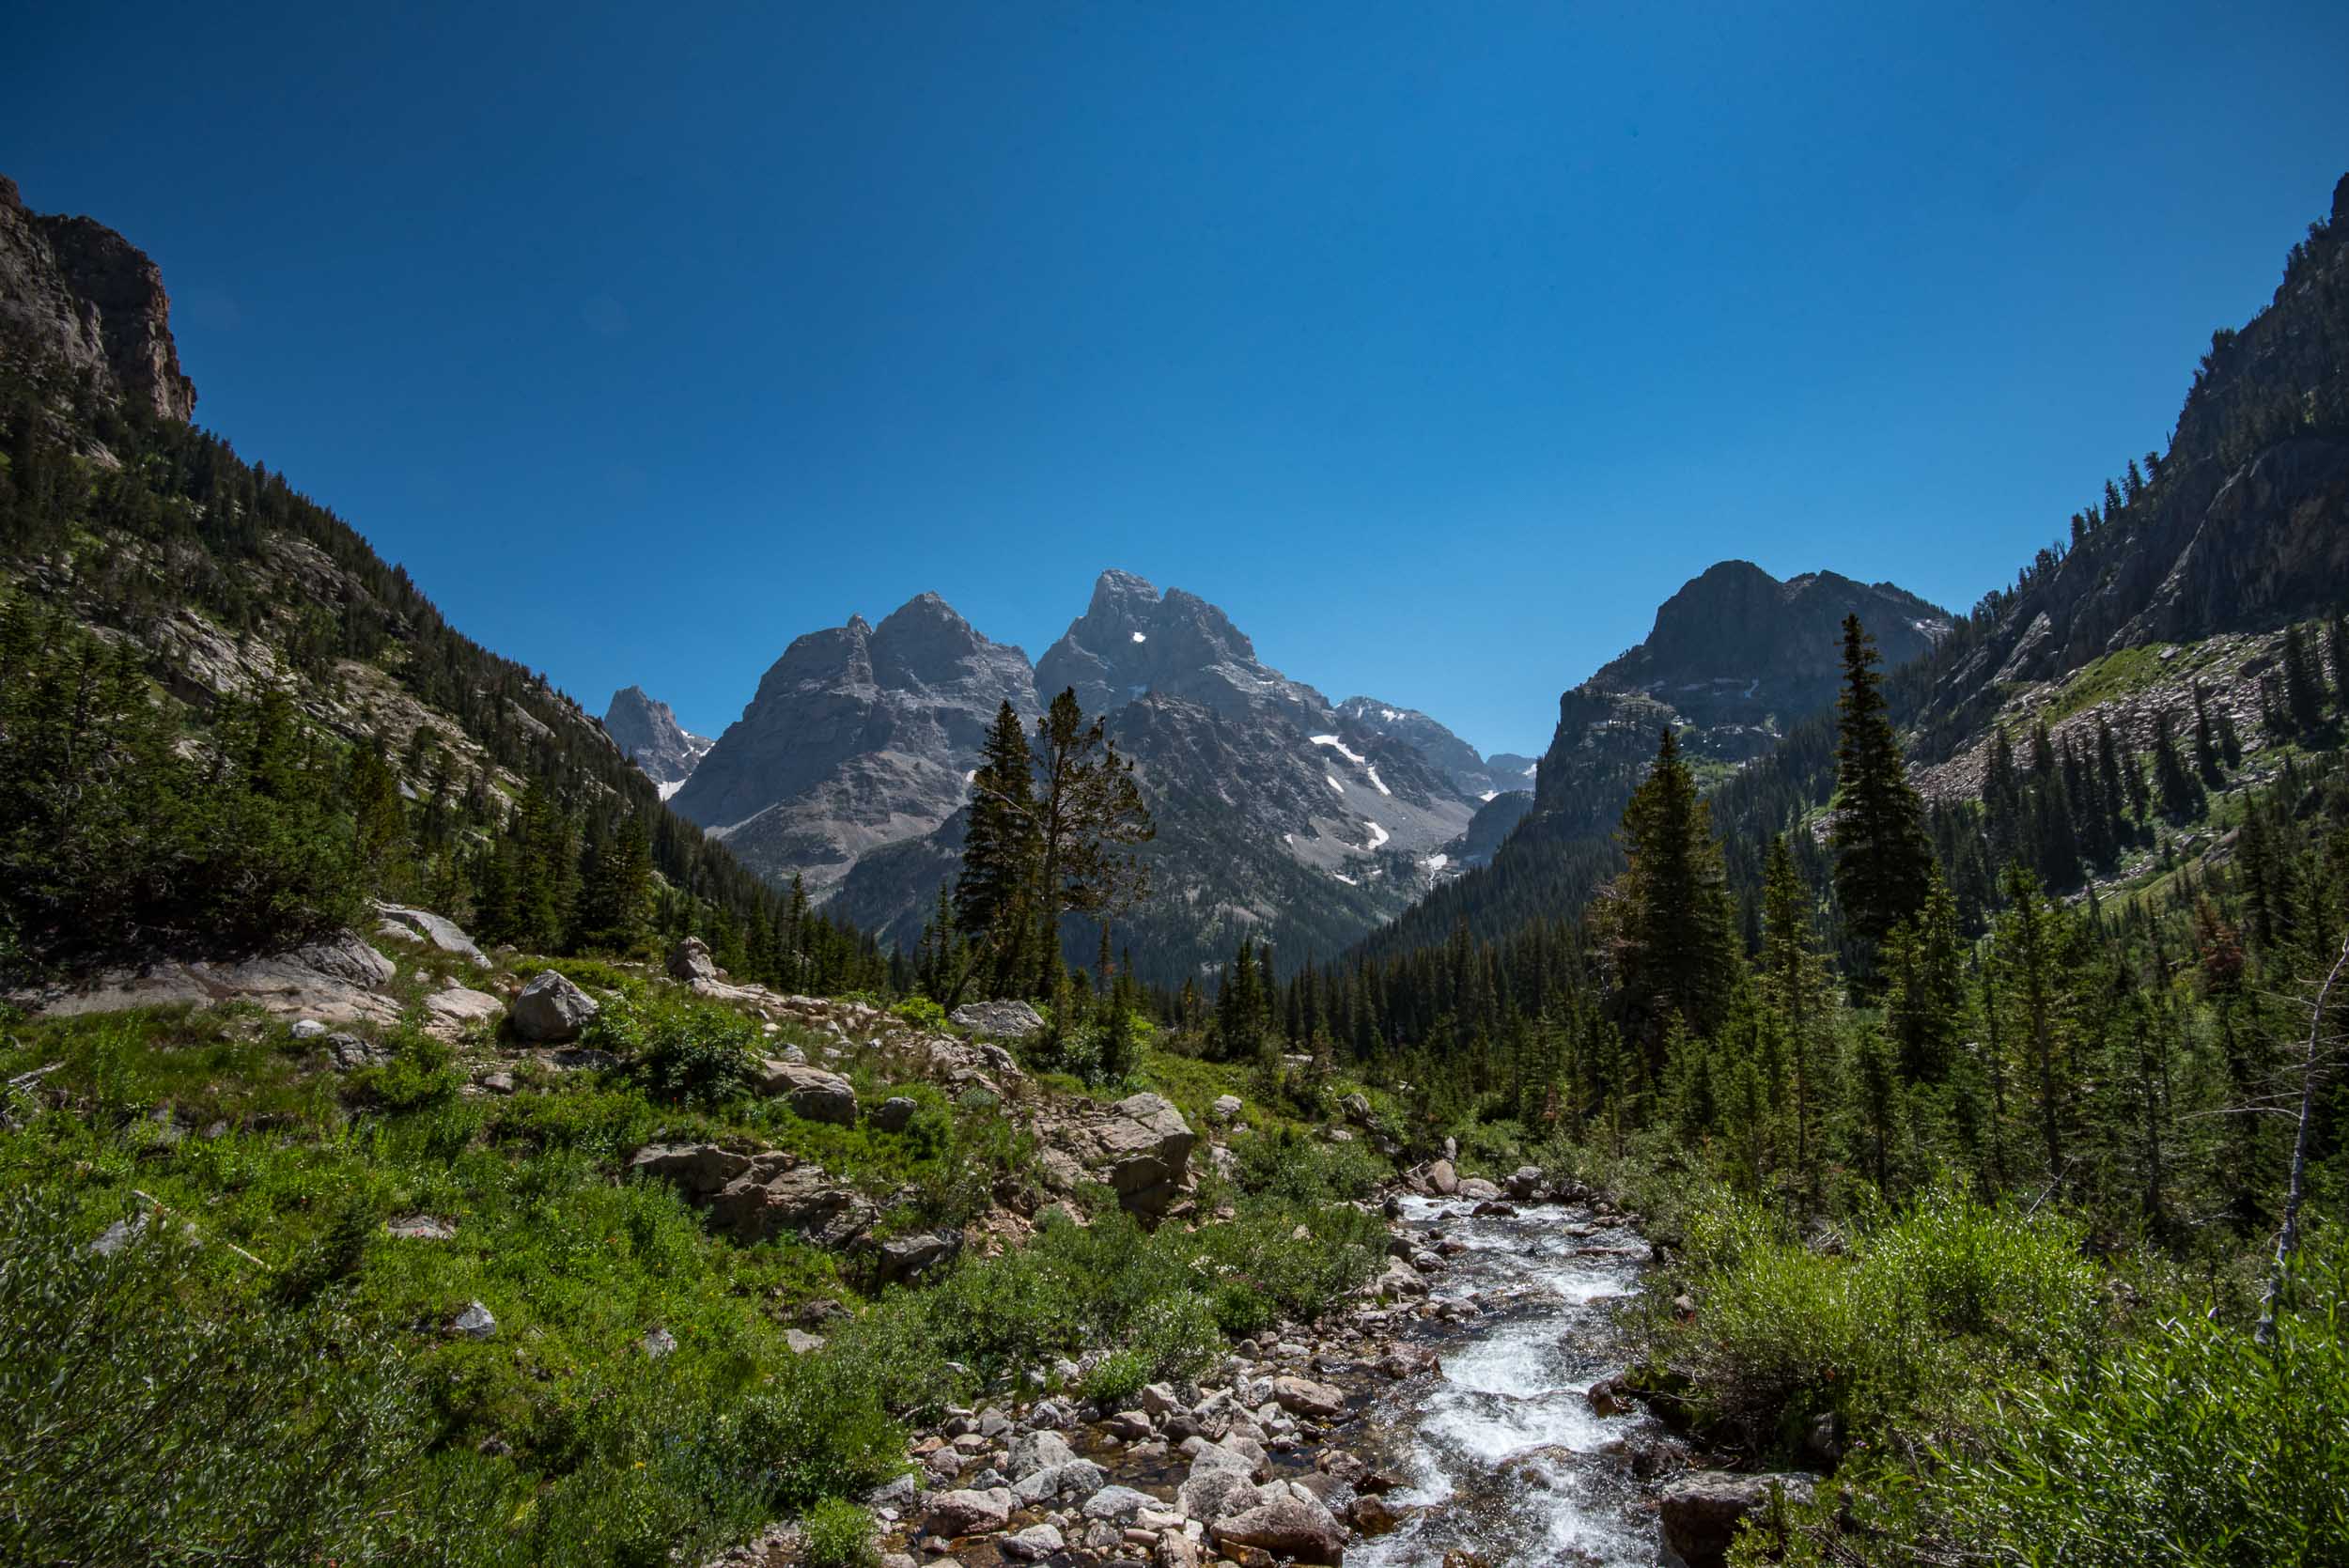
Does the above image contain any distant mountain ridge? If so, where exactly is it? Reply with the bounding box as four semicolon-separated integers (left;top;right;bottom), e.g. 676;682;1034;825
645;570;1531;981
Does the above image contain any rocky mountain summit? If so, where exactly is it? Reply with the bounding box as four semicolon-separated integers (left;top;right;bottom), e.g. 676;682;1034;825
603;685;712;797
0;174;195;422
1531;561;1950;833
670;594;1037;896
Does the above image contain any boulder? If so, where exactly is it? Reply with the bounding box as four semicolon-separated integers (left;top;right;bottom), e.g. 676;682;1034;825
322;1032;389;1071
1009;1429;1079;1478
1081;1485;1158;1521
1011;1458;1106;1505
1209;1093;1245;1123
1211;1492;1346;1566
922;1487;1013;1538
1507;1165;1544;1200
451;1301;497;1340
877;1230;960;1285
643;1327;678;1358
872;1094;919;1133
667;936;721;984
1339;1093;1371;1124
1455;1177;1503;1202
374;903;487;964
1427;1158;1458;1195
421;981;504;1039
949;1000;1047;1039
759;1061;858;1125
1270;1375;1346;1421
1069;1092;1198;1217
1177;1464;1259;1525
1374;1258;1429;1298
511;970;598;1043
1001;1524;1065;1560
630;1142;877;1248
1657;1471;1817;1568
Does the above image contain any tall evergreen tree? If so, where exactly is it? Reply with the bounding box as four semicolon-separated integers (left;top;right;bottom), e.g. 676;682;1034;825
1031;688;1156;978
1610;727;1738;1064
954;701;1041;994
1830;614;1934;970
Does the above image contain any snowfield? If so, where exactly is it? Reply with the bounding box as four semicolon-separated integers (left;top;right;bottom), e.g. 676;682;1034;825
1309;735;1367;765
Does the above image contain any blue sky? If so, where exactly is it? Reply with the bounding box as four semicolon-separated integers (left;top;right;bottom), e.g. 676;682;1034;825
9;3;2348;756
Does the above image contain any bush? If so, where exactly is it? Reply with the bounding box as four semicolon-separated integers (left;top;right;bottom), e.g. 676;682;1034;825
1899;1229;2349;1567
801;1498;879;1568
890;996;947;1032
1081;1347;1152;1405
599;994;760;1106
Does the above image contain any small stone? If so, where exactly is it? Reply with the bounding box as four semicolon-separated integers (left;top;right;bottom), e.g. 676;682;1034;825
290;1018;327;1039
451;1300;497;1340
1001;1523;1065;1560
643;1327;678;1358
384;1215;457;1241
786;1328;827;1355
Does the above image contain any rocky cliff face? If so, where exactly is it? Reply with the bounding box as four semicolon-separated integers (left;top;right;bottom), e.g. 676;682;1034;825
669;594;1037;894
602;687;712;797
0;175;195;422
1532;561;1950;823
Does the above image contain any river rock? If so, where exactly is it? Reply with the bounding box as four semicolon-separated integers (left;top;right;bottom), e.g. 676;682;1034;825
1455;1176;1503;1202
1001;1523;1065;1560
1427;1158;1458;1195
511;970;598;1042
1082;1484;1158;1522
1270;1375;1345;1420
1010;1429;1078;1477
1211;1492;1346;1566
1657;1471;1816;1568
760;1060;858;1124
923;1487;1013;1538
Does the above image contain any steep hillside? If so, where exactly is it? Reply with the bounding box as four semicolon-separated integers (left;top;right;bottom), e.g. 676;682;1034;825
0;172;876;989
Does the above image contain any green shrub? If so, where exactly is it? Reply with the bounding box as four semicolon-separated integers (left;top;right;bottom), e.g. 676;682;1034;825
801;1498;879;1568
1900;1229;2349;1567
1081;1347;1152;1405
891;996;947;1032
599;993;760;1106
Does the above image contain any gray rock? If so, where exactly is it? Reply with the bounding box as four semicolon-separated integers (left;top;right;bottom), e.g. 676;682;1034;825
451;1301;497;1340
290;1018;327;1039
374;903;487;964
666;935;721;984
1427;1158;1458;1195
1001;1523;1065;1560
1507;1165;1544;1200
1455;1176;1503;1202
1657;1470;1817;1568
760;1061;858;1125
1081;1485;1158;1522
872;1094;920;1133
868;1472;921;1507
323;1032;389;1070
90;1216;148;1256
643;1327;678;1358
1009;1429;1079;1480
1011;1459;1106;1506
510;970;598;1043
949;1000;1047;1040
786;1328;826;1355
1209;1094;1244;1123
877;1230;960;1285
384;1215;457;1241
421;982;504;1039
604;687;712;790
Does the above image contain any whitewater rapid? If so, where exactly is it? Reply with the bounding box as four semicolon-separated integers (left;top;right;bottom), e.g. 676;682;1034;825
1350;1194;1659;1567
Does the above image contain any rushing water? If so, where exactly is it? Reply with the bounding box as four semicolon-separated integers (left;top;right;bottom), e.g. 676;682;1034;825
1350;1195;1661;1568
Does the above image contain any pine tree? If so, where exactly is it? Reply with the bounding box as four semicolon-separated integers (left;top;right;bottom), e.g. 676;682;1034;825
1031;689;1155;985
1993;864;2077;1186
954;701;1041;994
1884;870;1965;1081
1610;727;1738;1060
1762;834;1827;1190
1831;615;1934;970
2330;611;2349;713
2281;623;2326;733
2152;710;2201;818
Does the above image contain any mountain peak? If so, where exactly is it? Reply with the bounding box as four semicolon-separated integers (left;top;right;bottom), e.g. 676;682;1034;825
603;686;712;794
0;174;196;422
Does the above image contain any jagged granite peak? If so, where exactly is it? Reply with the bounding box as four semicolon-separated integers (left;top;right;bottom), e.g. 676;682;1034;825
602;686;712;797
0;174;196;422
668;592;1035;893
1036;569;1331;731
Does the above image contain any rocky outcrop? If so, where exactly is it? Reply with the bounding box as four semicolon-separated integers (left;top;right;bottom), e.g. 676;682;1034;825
1046;1092;1198;1216
374;903;487;965
603;686;711;795
14;931;398;1024
950;1000;1047;1040
629;1142;879;1248
1657;1471;1816;1568
0;175;196;422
